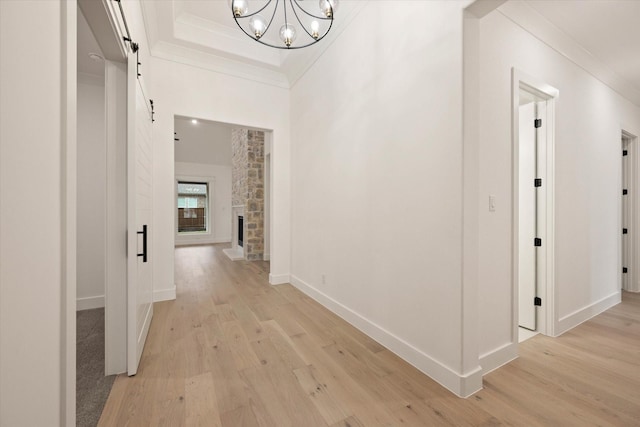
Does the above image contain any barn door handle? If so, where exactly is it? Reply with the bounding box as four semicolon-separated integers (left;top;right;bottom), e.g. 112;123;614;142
137;225;148;263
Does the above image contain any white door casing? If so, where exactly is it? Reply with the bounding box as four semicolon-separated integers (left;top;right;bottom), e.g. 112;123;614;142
127;52;154;376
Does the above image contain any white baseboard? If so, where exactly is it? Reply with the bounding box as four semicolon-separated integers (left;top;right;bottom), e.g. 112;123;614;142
269;273;290;285
77;295;105;311
78;289;177;308
624;282;640;293
154;286;177;302
175;236;231;247
480;342;518;376
556;291;621;336
289;275;483;397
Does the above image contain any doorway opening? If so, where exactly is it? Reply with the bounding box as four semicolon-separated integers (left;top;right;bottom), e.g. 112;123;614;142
76;0;154;421
512;69;559;342
76;4;115;424
172;117;272;266
622;130;638;292
74;0;154;422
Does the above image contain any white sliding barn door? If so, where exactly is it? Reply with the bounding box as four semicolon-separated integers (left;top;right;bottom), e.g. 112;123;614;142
127;52;154;376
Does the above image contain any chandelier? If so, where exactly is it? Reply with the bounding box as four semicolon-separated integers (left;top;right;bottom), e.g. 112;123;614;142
229;0;338;49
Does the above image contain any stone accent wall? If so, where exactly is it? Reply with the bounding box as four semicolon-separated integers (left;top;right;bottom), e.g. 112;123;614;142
245;130;265;260
231;129;248;207
231;128;265;261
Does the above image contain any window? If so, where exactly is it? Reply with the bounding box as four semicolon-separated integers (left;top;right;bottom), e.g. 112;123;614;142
177;181;208;233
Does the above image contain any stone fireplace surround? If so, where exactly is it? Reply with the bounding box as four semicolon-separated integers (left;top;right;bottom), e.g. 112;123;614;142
225;128;265;261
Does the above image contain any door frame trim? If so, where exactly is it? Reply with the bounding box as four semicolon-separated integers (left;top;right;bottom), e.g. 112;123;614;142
61;1;77;424
622;130;639;292
511;68;559;340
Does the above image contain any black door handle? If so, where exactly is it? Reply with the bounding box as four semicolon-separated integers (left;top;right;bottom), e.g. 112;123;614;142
137;225;148;263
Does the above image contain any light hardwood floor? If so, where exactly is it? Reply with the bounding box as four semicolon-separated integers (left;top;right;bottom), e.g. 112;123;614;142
99;244;640;426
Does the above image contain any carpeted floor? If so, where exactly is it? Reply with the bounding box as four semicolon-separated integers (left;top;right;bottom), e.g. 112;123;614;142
76;308;116;427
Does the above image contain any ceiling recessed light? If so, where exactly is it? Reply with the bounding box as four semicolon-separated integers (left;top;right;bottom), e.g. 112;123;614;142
191;119;198;124
88;52;104;62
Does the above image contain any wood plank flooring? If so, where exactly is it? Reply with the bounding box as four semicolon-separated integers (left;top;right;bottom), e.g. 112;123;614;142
99;244;640;426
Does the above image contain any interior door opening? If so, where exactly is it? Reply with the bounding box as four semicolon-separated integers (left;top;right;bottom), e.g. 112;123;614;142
76;1;129;423
622;137;630;290
621;131;638;292
171;117;272;268
517;91;541;337
76;4;111;421
513;70;558;343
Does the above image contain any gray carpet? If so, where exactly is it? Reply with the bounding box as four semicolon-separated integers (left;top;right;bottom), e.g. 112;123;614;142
76;308;116;427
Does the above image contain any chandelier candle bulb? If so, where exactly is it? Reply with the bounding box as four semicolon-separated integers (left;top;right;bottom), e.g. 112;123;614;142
279;24;297;47
310;21;320;39
230;0;249;17
319;0;337;18
250;15;267;39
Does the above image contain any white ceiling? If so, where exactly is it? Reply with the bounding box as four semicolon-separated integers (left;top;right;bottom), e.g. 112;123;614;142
140;0;366;86
78;9;105;77
138;0;640;95
524;0;640;94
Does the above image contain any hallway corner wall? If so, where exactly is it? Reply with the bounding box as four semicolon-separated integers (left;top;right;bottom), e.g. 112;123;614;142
476;7;640;372
1;0;71;423
290;1;481;396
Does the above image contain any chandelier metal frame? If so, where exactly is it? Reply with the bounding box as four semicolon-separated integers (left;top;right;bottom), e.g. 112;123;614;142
231;0;335;50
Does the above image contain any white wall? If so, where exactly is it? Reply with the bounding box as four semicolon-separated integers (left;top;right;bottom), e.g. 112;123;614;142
477;8;640;368
290;1;479;396
0;0;72;424
175;162;232;245
174;117;232;166
77;75;106;310
151;56;291;296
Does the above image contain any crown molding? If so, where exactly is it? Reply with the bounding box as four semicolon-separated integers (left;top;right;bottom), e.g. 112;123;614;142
498;1;640;107
466;0;506;19
151;40;290;89
174;12;283;68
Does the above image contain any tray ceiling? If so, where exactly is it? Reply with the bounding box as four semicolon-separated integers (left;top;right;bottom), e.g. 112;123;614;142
138;0;640;97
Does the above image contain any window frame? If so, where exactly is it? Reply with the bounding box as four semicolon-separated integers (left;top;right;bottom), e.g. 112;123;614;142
175;179;212;236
